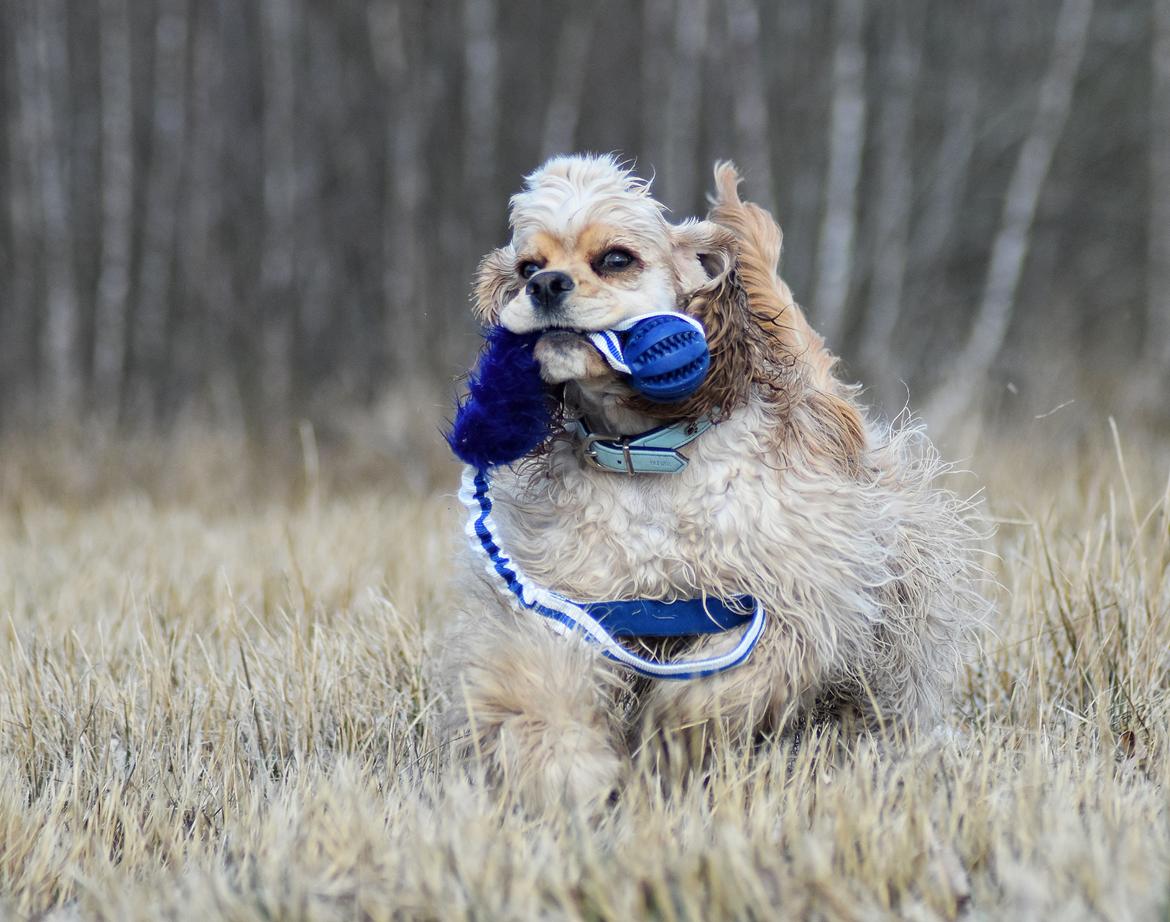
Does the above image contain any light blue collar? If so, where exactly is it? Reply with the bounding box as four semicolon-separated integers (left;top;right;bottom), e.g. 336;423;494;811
568;415;714;475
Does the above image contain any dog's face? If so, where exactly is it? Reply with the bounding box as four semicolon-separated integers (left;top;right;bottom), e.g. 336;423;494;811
474;155;724;334
500;222;674;333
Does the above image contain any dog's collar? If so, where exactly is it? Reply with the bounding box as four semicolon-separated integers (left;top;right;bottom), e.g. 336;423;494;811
568;415;714;475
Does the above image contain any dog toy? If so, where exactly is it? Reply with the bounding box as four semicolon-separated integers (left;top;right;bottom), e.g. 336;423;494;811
447;312;711;470
584;312;710;403
445;327;555;470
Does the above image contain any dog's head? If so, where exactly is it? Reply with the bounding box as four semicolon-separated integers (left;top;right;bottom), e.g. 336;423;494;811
474;154;729;335
474;154;761;422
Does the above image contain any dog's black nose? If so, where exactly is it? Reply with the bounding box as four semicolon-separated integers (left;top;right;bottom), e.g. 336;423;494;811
525;270;574;311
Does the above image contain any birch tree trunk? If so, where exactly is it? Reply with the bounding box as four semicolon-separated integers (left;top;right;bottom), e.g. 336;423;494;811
910;17;981;290
775;3;822;301
1148;0;1170;372
184;6;235;418
661;0;708;211
3;1;41;419
812;0;866;346
640;0;673;180
31;0;82;420
0;45;12;423
92;0;134;417
259;0;298;418
540;3;597;160
132;0;189;420
463;0;498;233
370;1;433;380
726;0;775;214
926;0;1094;429
859;3;923;398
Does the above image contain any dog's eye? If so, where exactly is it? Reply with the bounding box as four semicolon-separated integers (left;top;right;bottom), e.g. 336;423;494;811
517;261;542;280
597;249;635;272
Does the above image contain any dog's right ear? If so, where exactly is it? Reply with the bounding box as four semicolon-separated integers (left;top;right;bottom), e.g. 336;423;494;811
473;244;518;324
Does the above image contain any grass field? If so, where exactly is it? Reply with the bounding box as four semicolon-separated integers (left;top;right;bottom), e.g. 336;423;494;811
2;418;1169;921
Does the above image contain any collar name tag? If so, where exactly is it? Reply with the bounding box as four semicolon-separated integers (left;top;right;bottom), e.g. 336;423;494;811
570;416;714;475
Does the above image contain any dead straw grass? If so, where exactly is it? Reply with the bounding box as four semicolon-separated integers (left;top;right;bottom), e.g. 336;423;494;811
1;420;1168;920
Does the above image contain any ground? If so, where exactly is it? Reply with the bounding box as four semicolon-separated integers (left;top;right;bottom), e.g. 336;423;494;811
1;419;1168;921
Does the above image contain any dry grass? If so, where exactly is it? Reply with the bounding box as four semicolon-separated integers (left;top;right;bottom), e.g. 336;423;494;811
2;419;1169;921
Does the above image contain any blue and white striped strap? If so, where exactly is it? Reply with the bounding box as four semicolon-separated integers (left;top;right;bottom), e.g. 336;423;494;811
459;466;766;680
586;330;631;374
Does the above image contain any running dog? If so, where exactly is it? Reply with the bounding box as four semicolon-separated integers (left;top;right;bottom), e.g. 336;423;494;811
440;154;986;810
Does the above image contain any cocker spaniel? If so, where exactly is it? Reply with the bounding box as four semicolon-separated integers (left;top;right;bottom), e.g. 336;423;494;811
440;153;986;810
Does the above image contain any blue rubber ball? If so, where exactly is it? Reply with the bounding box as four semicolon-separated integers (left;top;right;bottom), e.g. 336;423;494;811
622;315;710;402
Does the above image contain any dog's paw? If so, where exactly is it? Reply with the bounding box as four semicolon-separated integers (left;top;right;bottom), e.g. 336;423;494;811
517;722;623;813
533;331;610;384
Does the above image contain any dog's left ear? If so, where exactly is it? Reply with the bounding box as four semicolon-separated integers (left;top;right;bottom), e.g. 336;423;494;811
633;219;759;424
472;244;518;324
670;220;737;291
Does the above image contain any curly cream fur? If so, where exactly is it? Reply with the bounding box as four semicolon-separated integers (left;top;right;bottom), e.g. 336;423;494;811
440;156;989;811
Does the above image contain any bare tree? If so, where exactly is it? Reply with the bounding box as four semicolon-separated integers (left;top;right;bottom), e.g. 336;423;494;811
910;13;982;296
370;2;436;380
182;6;235;417
1148;0;1170;372
3;1;41;420
259;0;298;418
540;4;598;160
464;0;499;226
927;0;1094;429
725;0;775;214
859;1;923;399
131;0;189;419
92;0;134;417
22;0;82;420
812;0;866;346
661;0;708;211
640;0;674;180
773;3;824;302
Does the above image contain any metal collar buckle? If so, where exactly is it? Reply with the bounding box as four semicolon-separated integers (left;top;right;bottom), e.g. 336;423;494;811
578;432;636;475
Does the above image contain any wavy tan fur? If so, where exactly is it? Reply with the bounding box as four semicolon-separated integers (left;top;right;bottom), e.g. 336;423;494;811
439;155;989;811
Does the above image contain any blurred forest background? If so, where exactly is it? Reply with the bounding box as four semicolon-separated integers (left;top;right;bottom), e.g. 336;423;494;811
1;0;1168;439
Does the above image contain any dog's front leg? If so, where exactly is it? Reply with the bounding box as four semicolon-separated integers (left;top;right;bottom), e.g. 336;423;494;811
636;623;824;762
440;601;627;813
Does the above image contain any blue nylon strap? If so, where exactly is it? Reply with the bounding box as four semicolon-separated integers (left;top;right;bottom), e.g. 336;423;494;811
460;466;766;680
582;596;755;638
